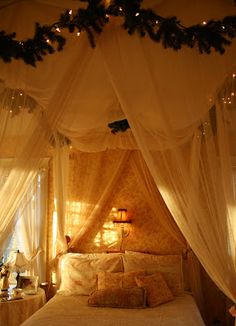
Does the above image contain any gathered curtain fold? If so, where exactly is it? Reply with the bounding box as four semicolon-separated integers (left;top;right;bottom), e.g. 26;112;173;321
53;133;70;253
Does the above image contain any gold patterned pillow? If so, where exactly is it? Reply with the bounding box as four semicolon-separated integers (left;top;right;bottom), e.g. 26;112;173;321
135;272;174;307
97;270;146;290
88;287;146;308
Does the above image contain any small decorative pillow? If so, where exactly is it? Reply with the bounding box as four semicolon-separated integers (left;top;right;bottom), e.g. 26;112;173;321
97;270;146;290
88;287;146;308
135;272;174;307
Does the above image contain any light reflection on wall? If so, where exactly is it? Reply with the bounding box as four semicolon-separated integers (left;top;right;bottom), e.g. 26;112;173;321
53;203;121;252
94;208;120;248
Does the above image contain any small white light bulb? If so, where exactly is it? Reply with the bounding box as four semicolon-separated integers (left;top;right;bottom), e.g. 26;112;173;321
202;21;207;25
69;9;72;15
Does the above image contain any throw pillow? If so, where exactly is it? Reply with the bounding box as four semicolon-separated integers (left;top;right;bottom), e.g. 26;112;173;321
135;272;174;307
88;287;146;308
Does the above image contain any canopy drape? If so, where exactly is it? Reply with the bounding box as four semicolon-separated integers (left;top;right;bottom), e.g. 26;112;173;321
98;13;236;305
0;0;236;320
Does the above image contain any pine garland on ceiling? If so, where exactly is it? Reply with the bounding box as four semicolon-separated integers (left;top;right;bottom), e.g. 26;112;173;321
0;0;236;67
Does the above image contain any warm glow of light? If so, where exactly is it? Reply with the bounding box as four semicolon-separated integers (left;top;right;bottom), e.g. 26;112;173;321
94;212;120;248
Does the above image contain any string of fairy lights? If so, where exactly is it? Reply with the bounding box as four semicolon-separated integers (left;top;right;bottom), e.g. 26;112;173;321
0;0;236;66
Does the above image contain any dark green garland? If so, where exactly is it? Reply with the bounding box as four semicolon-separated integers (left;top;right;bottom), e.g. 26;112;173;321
1;0;236;66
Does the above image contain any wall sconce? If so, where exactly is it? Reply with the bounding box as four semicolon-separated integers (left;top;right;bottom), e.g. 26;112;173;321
113;209;131;249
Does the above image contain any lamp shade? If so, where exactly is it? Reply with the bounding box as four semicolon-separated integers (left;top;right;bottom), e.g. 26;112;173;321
113;208;131;223
8;250;30;273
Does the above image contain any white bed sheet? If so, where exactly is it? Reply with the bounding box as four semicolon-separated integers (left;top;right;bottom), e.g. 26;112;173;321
21;293;205;326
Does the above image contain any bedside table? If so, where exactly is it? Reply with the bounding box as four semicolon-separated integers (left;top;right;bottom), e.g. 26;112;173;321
0;288;46;326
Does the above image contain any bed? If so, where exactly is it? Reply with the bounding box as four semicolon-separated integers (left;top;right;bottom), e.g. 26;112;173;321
21;292;204;326
21;251;205;326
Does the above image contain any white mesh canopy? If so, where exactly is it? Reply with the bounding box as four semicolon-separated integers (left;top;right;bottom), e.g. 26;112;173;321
1;0;236;311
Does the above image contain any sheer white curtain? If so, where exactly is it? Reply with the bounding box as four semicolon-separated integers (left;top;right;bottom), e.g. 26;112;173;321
99;0;236;308
15;166;48;282
53;134;70;253
130;151;186;247
0;1;96;255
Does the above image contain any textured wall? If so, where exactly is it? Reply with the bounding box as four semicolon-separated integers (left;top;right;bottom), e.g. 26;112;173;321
69;151;183;254
47;150;184;264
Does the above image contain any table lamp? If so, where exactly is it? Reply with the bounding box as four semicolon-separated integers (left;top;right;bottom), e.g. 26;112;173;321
9;250;30;288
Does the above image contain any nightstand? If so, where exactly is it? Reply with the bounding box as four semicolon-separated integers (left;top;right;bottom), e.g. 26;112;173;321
39;282;57;301
0;288;46;326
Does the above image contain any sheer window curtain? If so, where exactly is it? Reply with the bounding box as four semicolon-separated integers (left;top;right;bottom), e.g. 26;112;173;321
99;2;236;314
15;165;48;282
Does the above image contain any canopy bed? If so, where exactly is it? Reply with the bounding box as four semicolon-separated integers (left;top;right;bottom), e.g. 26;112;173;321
0;0;236;325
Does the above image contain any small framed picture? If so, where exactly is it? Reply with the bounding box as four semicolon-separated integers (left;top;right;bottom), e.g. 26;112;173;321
18;276;38;294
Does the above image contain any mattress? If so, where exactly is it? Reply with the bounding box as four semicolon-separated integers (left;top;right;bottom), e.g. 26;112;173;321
21;293;205;326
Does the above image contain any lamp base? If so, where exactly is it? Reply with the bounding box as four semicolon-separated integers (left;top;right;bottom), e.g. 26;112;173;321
16;272;20;288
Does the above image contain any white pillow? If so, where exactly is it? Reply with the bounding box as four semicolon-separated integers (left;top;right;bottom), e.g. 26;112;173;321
123;251;184;296
58;253;123;295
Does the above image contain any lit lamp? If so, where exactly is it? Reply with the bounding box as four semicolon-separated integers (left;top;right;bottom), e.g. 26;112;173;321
9;250;30;288
113;208;131;240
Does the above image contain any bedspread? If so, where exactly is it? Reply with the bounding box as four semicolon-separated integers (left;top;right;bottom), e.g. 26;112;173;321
21;293;205;326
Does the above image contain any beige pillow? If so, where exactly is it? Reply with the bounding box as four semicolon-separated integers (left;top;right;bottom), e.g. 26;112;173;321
123;251;184;296
97;270;146;290
135;272;174;307
58;253;123;295
88;287;146;308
